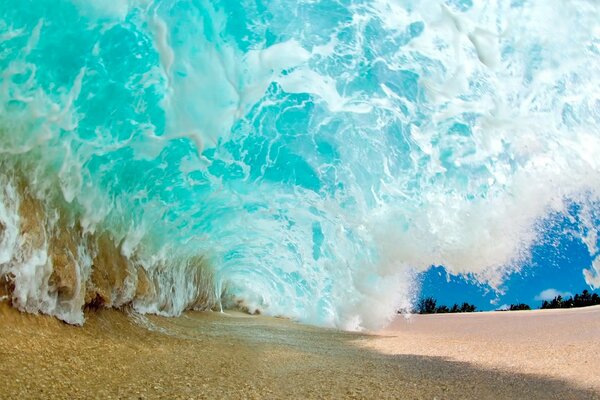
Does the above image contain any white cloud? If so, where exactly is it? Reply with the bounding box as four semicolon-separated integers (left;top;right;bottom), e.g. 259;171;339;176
534;288;573;302
583;258;600;289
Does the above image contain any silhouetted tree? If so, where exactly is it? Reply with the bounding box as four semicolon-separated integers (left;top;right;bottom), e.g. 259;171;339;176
509;303;531;311
417;297;438;314
436;305;450;313
541;299;551;309
460;302;476;312
415;298;477;314
540;290;600;309
548;295;564;309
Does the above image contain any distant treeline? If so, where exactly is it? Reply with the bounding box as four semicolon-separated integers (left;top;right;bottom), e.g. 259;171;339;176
540;290;600;309
504;303;531;311
414;297;477;314
412;290;599;315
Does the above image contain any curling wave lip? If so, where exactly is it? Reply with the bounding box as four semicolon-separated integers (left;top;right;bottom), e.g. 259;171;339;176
0;0;599;330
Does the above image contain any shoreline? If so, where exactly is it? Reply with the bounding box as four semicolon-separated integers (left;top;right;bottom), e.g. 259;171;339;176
1;302;599;399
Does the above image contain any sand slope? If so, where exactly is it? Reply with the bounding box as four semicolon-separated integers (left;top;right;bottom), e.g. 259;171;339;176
0;303;598;399
365;305;600;392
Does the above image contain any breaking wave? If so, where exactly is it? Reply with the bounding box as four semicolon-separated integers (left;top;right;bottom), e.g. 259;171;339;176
0;0;599;329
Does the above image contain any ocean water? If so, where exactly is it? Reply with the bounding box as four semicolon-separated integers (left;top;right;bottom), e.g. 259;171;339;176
0;0;599;329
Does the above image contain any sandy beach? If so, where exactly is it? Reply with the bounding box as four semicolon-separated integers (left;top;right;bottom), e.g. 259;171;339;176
1;303;598;399
364;305;600;393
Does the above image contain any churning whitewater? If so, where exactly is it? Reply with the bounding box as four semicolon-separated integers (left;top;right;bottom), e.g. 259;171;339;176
0;0;599;329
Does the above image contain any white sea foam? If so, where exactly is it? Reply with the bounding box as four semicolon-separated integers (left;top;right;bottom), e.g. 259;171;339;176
0;0;599;330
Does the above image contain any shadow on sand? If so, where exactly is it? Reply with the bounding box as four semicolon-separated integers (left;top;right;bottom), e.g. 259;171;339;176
0;305;597;399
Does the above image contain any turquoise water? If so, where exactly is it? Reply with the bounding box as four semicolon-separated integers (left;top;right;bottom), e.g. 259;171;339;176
0;0;599;329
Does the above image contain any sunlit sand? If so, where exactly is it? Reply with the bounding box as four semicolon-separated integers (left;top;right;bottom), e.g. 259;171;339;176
1;303;598;399
362;305;600;393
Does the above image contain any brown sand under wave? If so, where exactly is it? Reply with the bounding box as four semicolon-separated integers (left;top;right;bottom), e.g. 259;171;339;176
0;171;220;323
1;303;598;399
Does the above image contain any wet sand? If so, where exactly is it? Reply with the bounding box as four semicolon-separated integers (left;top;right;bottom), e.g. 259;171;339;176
1;303;598;399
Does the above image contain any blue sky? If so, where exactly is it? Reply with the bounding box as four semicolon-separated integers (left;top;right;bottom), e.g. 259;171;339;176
420;210;600;310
